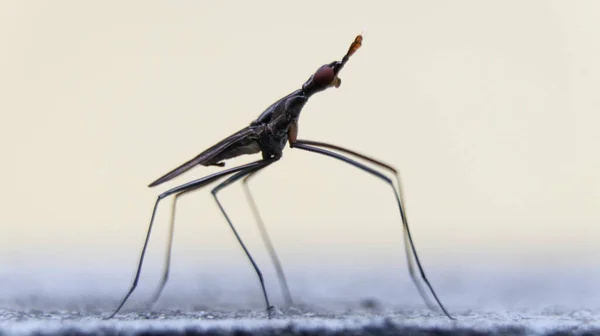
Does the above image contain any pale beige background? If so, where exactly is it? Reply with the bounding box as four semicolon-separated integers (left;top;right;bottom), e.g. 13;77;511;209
1;1;599;284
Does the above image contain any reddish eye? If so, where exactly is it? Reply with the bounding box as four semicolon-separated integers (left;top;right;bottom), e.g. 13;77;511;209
313;66;335;86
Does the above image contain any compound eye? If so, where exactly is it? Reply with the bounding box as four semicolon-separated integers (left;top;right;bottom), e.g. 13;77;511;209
313;66;336;87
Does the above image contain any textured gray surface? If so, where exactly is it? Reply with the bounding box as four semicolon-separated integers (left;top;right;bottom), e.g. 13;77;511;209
1;265;600;335
1;302;600;336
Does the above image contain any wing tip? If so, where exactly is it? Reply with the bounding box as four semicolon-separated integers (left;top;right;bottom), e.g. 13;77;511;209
148;180;160;188
147;167;185;188
147;157;205;188
148;175;170;188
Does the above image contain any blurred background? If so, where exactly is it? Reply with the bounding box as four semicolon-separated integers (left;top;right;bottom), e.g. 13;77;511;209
0;1;599;313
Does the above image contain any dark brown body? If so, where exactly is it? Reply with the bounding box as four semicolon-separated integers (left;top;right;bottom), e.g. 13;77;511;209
149;89;309;187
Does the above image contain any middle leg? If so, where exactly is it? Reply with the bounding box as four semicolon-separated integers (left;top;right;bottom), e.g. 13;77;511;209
242;171;293;307
211;160;277;313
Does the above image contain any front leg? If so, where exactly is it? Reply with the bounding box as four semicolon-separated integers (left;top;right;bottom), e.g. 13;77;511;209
288;138;453;320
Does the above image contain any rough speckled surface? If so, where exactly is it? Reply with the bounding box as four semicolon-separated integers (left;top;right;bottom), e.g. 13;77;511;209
1;305;600;336
2;265;600;335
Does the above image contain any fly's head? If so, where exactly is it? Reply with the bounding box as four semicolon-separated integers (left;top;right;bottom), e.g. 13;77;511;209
302;34;362;96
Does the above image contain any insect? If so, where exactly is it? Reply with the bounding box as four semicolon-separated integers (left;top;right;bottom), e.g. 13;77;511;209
107;34;454;320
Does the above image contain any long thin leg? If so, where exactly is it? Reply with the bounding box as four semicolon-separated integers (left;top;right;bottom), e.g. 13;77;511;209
211;160;278;313
147;189;190;307
291;141;454;320
242;171;294;307
105;159;269;319
146;196;178;307
294;140;437;311
148;162;279;310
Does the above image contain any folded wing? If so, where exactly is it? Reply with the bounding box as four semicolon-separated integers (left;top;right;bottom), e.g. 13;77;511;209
148;126;261;187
